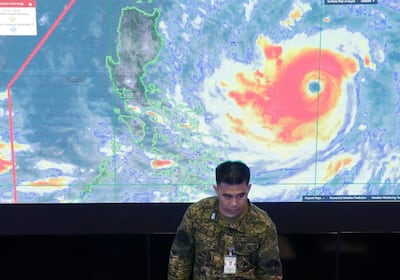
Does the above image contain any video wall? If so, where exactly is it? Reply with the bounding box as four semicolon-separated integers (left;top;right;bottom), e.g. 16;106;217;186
1;0;398;203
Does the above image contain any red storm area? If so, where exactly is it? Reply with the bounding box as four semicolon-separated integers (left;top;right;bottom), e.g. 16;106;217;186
0;159;12;174
151;159;173;169
228;40;358;143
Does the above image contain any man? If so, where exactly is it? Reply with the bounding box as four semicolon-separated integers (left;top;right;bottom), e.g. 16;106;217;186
168;161;283;279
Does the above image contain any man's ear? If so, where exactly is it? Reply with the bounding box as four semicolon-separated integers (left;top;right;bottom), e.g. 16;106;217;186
248;184;252;192
213;185;218;193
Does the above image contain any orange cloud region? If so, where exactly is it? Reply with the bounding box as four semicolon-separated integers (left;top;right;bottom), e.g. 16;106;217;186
224;36;359;144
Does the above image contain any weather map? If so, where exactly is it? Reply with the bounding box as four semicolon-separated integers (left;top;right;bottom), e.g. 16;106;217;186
0;0;399;203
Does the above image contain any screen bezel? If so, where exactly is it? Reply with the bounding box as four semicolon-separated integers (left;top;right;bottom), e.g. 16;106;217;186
1;202;399;235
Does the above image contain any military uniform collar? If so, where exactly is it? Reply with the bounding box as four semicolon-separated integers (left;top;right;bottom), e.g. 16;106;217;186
212;197;251;232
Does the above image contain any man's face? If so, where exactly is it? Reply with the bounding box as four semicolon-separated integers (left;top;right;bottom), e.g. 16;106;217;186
213;182;251;218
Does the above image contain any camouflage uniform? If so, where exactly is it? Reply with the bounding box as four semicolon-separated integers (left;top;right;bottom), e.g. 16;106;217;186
168;196;283;280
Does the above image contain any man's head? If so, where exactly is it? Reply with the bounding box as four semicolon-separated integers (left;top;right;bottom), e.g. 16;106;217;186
213;161;252;218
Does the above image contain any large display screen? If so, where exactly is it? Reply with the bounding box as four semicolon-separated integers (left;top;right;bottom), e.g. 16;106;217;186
0;0;397;204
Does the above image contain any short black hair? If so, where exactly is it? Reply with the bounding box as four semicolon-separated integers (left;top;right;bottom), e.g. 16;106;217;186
215;161;250;185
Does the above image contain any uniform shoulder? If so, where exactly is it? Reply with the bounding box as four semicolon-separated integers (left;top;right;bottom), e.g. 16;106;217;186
248;202;276;226
186;196;217;215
